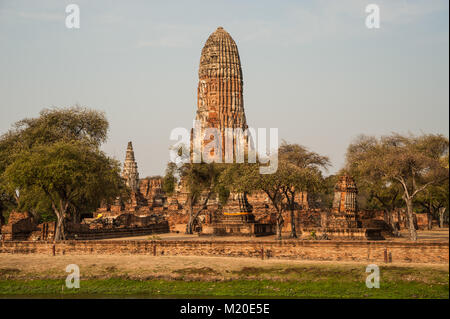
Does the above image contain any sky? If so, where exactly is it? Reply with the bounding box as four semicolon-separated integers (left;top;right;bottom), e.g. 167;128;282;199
0;0;448;177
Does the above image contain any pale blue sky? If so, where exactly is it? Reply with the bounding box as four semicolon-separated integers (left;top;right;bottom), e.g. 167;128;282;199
0;0;448;176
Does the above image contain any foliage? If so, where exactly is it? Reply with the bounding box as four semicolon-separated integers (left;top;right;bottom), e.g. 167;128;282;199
3;140;124;239
278;142;330;237
162;162;178;195
0;106;123;239
346;133;449;240
317;174;339;209
164;162;226;234
221;162;306;239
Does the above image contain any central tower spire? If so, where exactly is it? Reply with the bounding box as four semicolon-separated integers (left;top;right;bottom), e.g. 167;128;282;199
193;27;248;160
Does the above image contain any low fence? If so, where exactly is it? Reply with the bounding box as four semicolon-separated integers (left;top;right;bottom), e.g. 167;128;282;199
0;240;447;264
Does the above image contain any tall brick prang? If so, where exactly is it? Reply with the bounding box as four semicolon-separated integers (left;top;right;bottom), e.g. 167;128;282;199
193;26;248;161
332;175;358;214
330;174;359;229
122;141;139;192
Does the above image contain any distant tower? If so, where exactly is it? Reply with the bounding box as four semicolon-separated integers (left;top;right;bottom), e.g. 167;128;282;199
122;141;139;192
193;27;249;161
331;174;359;228
332;175;358;214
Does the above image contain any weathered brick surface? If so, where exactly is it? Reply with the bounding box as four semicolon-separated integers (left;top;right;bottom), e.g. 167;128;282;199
0;240;447;264
194;27;247;151
122;141;139;192
66;221;169;240
0;211;36;240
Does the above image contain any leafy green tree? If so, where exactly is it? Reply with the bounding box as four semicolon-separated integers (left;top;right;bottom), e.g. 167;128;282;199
222;142;329;240
415;177;449;229
14;186;54;222
3;141;123;240
222;162;288;240
162;162;178;195
346;133;449;241
347;138;404;235
278;142;330;238
317;175;339;209
11;106;108;150
0;106;124;240
0;106;110;221
367;182;403;234
0;131;21;219
164;162;225;234
0;191;15;225
414;154;449;229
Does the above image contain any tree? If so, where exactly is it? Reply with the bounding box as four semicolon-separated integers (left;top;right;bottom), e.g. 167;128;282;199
317;175;339;210
0;106;110;221
347;136;405;235
162;162;178;195
415;175;449;229
222;162;288;240
11;106;108;149
367;182;403;235
0;131;21;219
278;142;330;238
347;155;404;235
163;162;225;234
12;186;54;222
346;133;449;241
3;141;123;240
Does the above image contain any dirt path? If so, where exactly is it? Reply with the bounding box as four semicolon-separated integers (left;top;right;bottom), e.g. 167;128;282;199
101;229;449;242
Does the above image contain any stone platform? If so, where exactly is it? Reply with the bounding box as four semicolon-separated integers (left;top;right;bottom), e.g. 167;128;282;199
201;212;274;237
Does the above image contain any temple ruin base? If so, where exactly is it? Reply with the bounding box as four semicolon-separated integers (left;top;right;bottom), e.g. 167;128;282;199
201;212;274;237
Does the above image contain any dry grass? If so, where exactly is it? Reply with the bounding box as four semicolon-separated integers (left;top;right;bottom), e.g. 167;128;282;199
0;254;447;282
1;254;447;298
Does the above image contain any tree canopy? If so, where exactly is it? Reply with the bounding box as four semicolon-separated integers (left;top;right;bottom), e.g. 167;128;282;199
346;133;449;240
0;106;124;240
220;142;329;239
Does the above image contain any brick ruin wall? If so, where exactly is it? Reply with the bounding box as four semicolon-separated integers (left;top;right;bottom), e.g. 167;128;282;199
65;222;169;240
0;240;447;264
0;211;169;241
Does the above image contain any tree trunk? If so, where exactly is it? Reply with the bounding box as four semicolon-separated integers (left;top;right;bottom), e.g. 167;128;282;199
276;208;284;240
438;207;446;228
383;210;389;225
397;210;402;230
186;191;211;234
54;211;66;241
186;202;194;234
74;210;81;224
289;208;297;238
403;208;409;229
186;222;193;234
386;209;399;237
405;198;417;241
427;211;433;230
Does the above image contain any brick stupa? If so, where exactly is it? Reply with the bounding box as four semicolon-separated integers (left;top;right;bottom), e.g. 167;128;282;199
122;141;140;192
195;27;272;236
331;175;359;228
301;175;384;240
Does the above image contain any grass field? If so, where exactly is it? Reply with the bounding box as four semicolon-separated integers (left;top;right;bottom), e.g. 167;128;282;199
0;254;448;298
1;278;448;298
